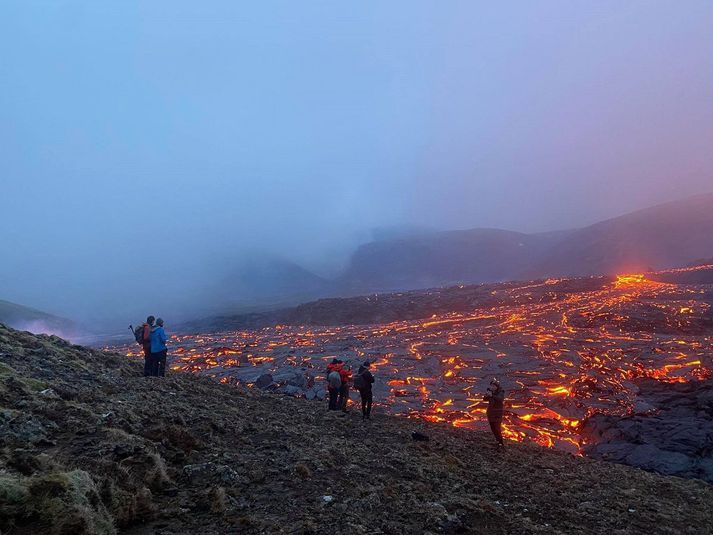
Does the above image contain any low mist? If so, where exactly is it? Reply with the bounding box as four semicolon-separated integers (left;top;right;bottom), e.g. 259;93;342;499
2;1;713;333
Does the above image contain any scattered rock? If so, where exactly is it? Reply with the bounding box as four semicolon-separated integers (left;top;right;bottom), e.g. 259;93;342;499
282;385;303;397
254;374;273;389
182;463;240;486
39;388;60;399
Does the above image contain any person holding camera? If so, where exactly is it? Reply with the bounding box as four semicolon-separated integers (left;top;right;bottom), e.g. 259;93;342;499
484;378;505;447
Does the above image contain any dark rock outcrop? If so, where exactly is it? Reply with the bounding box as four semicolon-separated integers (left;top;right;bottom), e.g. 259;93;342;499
254;373;273;389
582;378;713;483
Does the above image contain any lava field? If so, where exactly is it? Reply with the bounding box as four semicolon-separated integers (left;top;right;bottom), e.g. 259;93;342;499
109;266;713;453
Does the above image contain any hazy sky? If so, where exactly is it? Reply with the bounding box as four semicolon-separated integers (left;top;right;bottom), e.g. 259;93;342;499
2;1;713;325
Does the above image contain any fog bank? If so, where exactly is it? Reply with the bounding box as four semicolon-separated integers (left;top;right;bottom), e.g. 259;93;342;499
2;1;713;330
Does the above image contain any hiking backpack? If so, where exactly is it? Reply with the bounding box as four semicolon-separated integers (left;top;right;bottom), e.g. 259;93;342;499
328;370;342;389
133;324;146;345
353;372;366;390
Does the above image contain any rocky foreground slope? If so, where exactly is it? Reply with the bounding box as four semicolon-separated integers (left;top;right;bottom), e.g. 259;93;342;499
2;325;713;534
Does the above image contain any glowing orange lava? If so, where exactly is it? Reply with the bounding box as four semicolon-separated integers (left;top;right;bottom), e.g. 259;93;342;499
109;264;713;454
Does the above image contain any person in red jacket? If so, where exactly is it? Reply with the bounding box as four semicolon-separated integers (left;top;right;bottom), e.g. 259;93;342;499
337;363;352;412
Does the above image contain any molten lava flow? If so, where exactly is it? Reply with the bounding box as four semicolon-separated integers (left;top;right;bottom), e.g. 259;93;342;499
614;273;648;288
108;263;713;454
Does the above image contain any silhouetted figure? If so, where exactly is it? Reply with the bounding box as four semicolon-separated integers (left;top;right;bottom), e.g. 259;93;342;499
338;363;352;412
355;361;375;420
326;358;342;410
484;379;505;447
141;316;155;377
150;317;168;377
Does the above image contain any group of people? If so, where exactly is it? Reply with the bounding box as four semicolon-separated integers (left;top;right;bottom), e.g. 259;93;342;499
136;315;168;377
323;359;506;446
132;314;505;445
325;358;375;419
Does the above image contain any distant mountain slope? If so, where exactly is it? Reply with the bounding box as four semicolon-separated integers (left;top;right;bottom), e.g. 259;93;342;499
529;193;713;277
0;299;77;336
340;193;713;291
216;257;335;305
181;275;609;333
202;193;713;313
339;228;570;292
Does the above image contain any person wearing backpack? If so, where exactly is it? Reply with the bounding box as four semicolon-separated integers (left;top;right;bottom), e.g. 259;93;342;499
150;317;168;377
355;361;375;420
326;359;342;410
134;316;155;377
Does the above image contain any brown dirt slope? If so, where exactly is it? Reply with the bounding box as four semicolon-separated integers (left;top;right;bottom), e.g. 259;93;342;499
1;324;712;535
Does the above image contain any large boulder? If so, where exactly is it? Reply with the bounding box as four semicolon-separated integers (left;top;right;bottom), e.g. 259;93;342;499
254;374;273;390
625;444;693;475
282;385;303;397
582;378;713;483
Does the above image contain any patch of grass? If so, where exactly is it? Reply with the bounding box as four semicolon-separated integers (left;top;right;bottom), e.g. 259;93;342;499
0;471;116;535
0;361;46;391
144;453;172;491
0;362;17;376
0;475;29;504
38;470;115;535
295;463;312;479
22;377;48;391
0;475;31;533
210;486;227;515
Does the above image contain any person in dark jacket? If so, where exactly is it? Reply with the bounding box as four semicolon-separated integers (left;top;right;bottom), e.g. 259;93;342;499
355;361;375;420
150;317;168;377
484;378;505;447
337;363;352;412
142;316;155;377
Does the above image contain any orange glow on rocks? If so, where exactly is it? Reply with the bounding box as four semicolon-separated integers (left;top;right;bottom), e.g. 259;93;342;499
109;264;713;454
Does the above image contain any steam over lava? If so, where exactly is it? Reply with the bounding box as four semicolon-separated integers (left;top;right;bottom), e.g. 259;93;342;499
110;264;713;453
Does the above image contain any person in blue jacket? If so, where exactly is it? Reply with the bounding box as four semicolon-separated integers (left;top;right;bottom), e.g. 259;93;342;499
150;317;168;377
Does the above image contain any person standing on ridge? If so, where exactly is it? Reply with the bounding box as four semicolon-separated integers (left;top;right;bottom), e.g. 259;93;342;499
141;316;155;377
484;378;505;447
150;317;168;377
354;361;375;420
338;362;352;412
326;358;342;410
